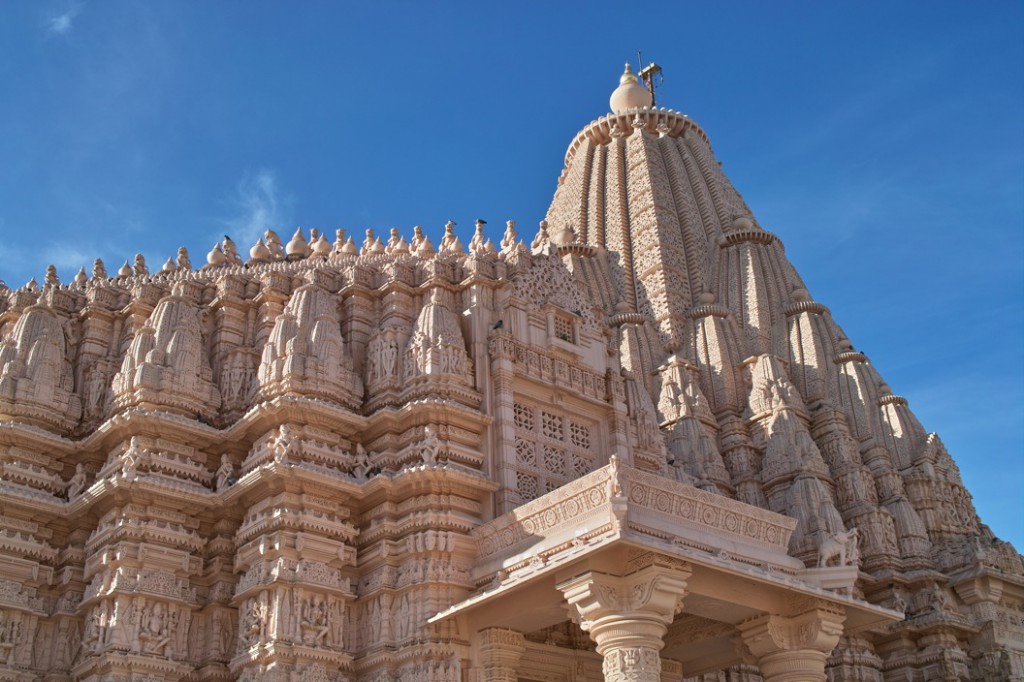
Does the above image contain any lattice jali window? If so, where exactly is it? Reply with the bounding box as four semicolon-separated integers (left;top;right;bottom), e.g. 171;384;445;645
516;471;538;500
541;411;563;440
570;421;590;449
554;314;574;343
513;402;534;430
510;399;598;503
515;438;536;466
543;445;566;477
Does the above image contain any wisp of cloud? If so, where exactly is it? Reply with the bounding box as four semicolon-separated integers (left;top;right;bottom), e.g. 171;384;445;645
222;168;292;248
46;3;82;36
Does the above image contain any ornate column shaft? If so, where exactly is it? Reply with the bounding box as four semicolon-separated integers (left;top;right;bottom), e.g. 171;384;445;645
738;602;846;682
476;627;526;682
558;560;690;682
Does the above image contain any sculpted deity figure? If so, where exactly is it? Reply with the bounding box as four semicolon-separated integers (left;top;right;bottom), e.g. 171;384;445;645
300;594;329;647
362;229;376;254
136;601;171;656
411;225;425;251
242;594;268;646
45;264;59;288
386;228;401;254
381;337;399;378
531;220;551;252
223;235;243;265
352;444;371;480
418;426;441;464
215;454;235;491
500;219;519;253
265;229;285;259
66;463;87;500
122;437;144;480
440;221;458;252
271;425;298;464
333;228;347;253
84;364;108;417
92;258;108;280
469;219;487;255
177;246;191;270
133;253;149;277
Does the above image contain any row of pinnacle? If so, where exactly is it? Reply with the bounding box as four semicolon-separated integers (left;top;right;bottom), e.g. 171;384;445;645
3;220;575;292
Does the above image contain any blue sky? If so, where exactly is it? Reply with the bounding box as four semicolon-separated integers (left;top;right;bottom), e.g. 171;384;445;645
1;2;1021;548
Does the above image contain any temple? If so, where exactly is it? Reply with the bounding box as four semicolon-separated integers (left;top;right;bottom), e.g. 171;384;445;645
0;64;1020;682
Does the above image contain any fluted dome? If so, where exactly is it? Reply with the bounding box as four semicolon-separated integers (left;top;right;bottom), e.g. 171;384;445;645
609;62;652;114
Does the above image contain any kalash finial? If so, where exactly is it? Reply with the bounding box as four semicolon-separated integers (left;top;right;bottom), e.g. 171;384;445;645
610;61;653;115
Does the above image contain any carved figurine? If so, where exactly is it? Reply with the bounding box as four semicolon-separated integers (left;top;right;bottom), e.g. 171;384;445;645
271;425;297;464
440;221;459;252
362;229;376;255
44;264;59;288
265;229;285;260
223;235;243;265
122;437;143;480
531;220;551;253
300;595;329;647
65;463;87;500
92;258;107;280
136;601;171;656
410;225;425;251
215;454;235;491
352;444;371;480
418;425;441;464
133;253;148;277
469;219;487;255
817;527;860;568
500;219;520;253
176;246;191;270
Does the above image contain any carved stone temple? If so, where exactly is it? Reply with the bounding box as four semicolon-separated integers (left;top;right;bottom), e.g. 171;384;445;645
0;64;1020;682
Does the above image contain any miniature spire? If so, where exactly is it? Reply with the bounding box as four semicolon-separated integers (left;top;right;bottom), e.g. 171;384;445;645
207;243;226;266
285;227;309;258
250;238;271;262
117;261;133;277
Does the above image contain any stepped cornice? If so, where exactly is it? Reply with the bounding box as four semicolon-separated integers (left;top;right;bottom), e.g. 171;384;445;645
718;229;780;247
784;300;830;317
561;108;709;169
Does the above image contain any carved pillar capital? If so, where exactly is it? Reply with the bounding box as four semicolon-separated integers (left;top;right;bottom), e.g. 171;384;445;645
738;604;846;682
557;561;690;682
476;627;525;682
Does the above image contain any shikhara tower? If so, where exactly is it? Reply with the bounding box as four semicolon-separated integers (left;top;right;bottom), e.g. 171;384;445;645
0;65;1019;682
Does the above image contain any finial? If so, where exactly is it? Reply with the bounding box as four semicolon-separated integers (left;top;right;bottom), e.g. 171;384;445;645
610;60;653;115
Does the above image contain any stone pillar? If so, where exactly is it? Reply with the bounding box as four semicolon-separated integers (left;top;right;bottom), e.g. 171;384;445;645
738;601;846;682
476;627;526;682
557;559;690;682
